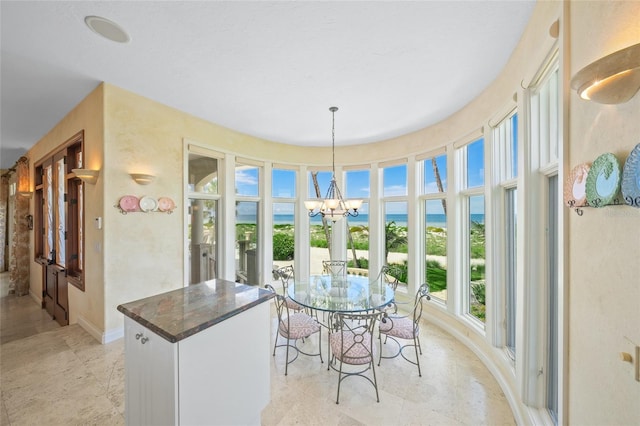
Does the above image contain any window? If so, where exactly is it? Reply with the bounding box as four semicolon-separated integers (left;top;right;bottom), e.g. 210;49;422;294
382;163;408;283
235;163;261;284
546;175;559;423
468;194;485;322
272;168;296;267
527;61;561;423
535;67;560;423
308;170;333;274
345;169;370;271
422;154;448;301
34;132;84;290
187;151;220;284
383;164;407;197
458;137;485;323
493;112;518;358
505;187;517;355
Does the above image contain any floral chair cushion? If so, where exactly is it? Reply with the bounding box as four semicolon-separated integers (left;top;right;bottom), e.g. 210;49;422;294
379;315;417;340
279;313;320;339
284;297;304;311
330;330;374;365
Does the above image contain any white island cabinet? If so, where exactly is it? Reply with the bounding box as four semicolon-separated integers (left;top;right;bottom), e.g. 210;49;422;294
118;279;274;426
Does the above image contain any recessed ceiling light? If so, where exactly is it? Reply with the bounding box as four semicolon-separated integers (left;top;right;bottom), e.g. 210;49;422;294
84;16;130;43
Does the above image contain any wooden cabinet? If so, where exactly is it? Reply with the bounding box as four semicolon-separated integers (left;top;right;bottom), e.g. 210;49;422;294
123;301;270;426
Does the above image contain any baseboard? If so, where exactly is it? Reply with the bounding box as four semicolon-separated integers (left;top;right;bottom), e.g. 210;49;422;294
103;325;124;343
77;315;124;344
28;289;41;305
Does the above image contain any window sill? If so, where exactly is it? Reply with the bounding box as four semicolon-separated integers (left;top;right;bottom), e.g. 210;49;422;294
67;274;84;292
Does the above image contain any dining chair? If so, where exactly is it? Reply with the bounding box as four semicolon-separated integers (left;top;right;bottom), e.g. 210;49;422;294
375;265;401;313
328;310;383;404
378;283;431;376
322;260;347;281
272;265;304;312
265;284;323;375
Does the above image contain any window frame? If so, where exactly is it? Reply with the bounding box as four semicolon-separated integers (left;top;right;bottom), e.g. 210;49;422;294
490;110;519;361
185;145;223;285
34;131;85;291
456;137;487;327
419;151;448;303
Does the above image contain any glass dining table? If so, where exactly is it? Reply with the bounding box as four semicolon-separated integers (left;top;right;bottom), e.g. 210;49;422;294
287;274;395;370
287;274;395;314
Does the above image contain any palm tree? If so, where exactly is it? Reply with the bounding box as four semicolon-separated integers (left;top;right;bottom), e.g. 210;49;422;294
432;157;447;214
384;221;407;263
310;172;332;258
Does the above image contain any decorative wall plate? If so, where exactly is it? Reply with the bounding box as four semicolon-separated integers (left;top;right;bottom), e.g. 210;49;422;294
564;163;590;207
157;197;176;212
119;195;140;213
139;196;158;212
622;143;640;208
585;153;621;208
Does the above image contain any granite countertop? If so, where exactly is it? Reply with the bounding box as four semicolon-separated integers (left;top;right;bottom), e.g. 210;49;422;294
117;279;274;343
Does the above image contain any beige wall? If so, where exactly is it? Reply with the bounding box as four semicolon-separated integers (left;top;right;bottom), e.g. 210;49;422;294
567;1;640;424
27;84;105;330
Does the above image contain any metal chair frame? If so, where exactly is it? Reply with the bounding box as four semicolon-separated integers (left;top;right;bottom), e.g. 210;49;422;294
328;310;383;404
272;265;304;312
376;265;401;313
378;283;431;376
322;260;347;277
265;284;323;375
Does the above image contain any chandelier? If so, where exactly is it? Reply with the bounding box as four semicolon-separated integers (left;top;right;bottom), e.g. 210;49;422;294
304;107;363;222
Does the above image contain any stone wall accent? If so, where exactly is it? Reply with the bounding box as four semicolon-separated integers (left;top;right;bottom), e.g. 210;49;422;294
0;174;7;272
7;160;30;296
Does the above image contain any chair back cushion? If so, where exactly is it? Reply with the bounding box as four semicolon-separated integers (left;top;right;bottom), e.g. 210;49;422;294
329;311;380;365
330;330;374;364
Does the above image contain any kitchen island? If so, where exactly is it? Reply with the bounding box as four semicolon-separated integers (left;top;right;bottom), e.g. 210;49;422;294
117;279;274;426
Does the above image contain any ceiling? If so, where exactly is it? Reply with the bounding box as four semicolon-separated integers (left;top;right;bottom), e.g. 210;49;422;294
0;1;536;169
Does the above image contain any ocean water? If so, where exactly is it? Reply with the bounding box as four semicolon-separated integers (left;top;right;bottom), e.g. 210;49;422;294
239;213;485;228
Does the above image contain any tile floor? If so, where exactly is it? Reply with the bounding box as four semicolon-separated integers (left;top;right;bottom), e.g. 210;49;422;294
0;272;515;425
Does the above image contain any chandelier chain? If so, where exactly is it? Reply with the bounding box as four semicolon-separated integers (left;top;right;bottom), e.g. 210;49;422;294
331;106;337;175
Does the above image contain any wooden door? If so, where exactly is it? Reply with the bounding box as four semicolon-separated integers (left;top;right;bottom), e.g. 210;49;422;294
44;264;68;326
44;266;55;318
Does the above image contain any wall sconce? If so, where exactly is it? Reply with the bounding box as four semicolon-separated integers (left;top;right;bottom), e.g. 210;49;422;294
72;168;100;184
130;173;155;185
571;42;640;104
16;156;32;197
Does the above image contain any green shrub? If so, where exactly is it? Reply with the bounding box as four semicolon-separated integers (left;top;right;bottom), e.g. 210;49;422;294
425;260;447;292
347;258;369;269
386;262;407;284
471;282;486;305
470;264;485;282
470;304;486;321
272;233;294;260
310;238;328;248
